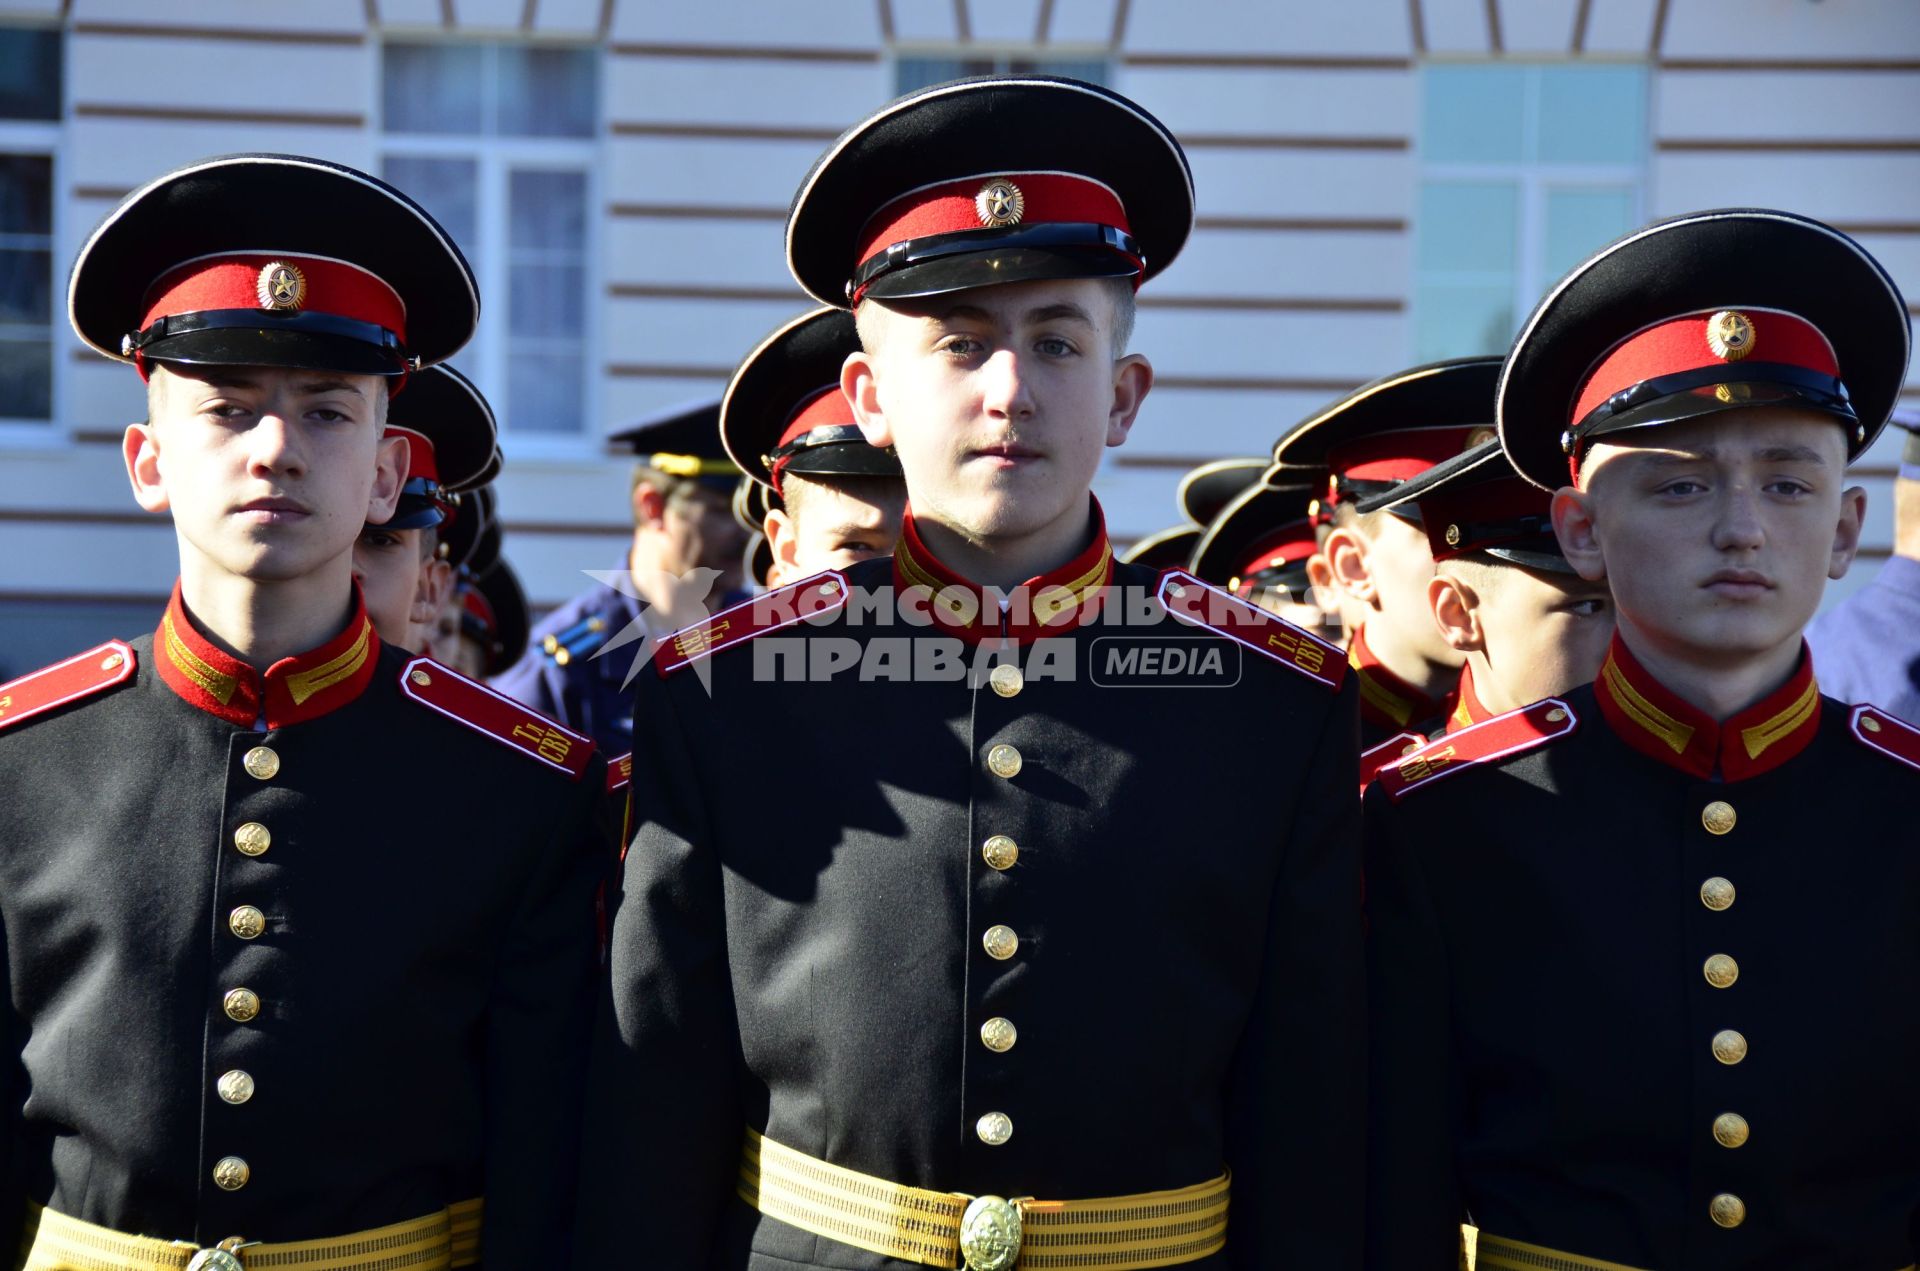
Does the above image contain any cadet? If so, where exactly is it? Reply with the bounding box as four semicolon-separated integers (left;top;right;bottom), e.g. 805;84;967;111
1366;436;1613;735
1276;360;1498;746
579;75;1364;1269
1365;209;1918;1269
1190;465;1336;635
1119;455;1266;570
1807;408;1920;722
351;364;497;649
719;307;906;587
0;154;607;1269
490;401;746;750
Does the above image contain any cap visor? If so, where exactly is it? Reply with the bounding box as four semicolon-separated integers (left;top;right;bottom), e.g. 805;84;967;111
861;247;1138;303
142;327;404;377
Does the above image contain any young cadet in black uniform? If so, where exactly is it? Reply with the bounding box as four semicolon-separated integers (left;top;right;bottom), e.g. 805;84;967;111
720;306;906;587
1190;464;1337;635
578;76;1364;1270
1118;456;1266;570
0;155;607;1270
1362;437;1613;737
1365;209;1918;1270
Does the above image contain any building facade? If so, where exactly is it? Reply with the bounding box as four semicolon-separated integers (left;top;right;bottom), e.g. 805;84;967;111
0;0;1915;676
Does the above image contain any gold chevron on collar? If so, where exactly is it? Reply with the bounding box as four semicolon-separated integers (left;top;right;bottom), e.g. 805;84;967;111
1033;541;1113;622
892;537;942;592
161;609;238;705
286;617;373;705
1740;673;1819;760
1601;654;1694;756
1351;654;1415;727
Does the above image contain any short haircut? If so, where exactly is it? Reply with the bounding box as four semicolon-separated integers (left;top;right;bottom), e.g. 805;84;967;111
781;471;907;517
855;276;1137;358
629;465;718;518
1434;551;1507;599
1329;501;1391;538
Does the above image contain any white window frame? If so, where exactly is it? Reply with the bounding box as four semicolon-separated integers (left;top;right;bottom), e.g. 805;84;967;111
0;21;67;446
376;39;604;462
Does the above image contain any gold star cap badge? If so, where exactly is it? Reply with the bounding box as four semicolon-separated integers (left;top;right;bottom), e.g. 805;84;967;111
975;180;1025;228
1465;426;1496;450
1705;310;1756;361
256;261;307;311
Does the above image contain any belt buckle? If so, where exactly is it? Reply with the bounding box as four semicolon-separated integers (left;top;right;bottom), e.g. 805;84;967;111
958;1195;1023;1271
183;1237;258;1271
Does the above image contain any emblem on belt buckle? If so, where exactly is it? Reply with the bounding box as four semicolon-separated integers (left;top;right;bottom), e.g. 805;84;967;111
959;1195;1023;1271
185;1237;254;1271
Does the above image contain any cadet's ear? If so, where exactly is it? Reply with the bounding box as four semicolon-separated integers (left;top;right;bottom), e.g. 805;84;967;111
764;506;800;587
1428;573;1484;653
1551;487;1608;583
365;432;407;525
1321;525;1378;606
633;483;668;531
843;350;891;450
123;422;169;514
412;556;454;627
1829;484;1867;581
1105;355;1152;448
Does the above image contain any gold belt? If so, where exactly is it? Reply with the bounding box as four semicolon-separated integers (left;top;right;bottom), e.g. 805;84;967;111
19;1197;482;1271
738;1127;1228;1270
1471;1230;1913;1271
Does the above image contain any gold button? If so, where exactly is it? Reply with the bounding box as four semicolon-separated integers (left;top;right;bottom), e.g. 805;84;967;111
228;905;266;940
242;746;280;780
1703;954;1739;989
217;1070;255;1105
986;744;1023;779
222;988;260;1023
1701;800;1736;835
1713;1112;1750;1149
101;651;124;671
409;668;433;687
1709;1192;1746;1228
1712;1029;1748;1065
980;1017;1017;1053
982;925;1019;961
211;1156;251;1191
818;580;839;596
981;835;1019;871
1700;877;1735;911
975;1111;1013;1146
232;822;271;857
1545;707;1568;723
989;663;1023;698
1863;716;1883;733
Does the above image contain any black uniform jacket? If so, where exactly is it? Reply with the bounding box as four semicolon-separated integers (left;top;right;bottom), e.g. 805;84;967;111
0;584;608;1266
1365;634;1920;1270
577;506;1366;1269
1349;622;1455;751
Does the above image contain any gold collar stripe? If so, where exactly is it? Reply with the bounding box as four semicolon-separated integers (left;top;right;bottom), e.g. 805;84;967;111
1451;694;1475;730
1602;657;1694;756
286;620;373;706
893;541;946;595
1354;664;1415;726
1740;675;1819;760
20;1197;484;1271
739;1127;1227;1270
161;611;238;706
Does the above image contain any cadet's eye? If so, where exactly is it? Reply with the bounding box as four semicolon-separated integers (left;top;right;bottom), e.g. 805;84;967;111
1765;479;1812;497
941;336;984;357
1659;479;1705;497
1566;597;1609;618
1036;337;1075;357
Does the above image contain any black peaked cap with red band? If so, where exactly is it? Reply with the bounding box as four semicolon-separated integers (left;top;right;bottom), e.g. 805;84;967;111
787;75;1193;309
469;558;529;675
1498;208;1911;491
721;308;901;496
1191;467;1323;593
1270;357;1503;520
70;153;477;377
608;399;739;494
1364;438;1575;575
440;484;497;574
1177;457;1268;529
1118;524;1202;570
377;364;499;531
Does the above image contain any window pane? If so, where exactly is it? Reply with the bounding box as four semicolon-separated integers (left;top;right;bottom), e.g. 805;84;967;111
1413;284;1514;363
498;46;596;138
383;43;486;135
0;339;52;419
0;154;53;236
382;157;480;273
0;248;51;323
1543;186;1636;281
509;264;584;338
0;29;60;122
509;169;586;251
1538;66;1645;165
508;351;583;433
1421;65;1525;163
896;57;995;94
1417;181;1518;274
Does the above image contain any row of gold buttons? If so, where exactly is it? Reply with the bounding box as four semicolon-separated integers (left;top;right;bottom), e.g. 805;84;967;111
974;703;1023;1148
211;744;281;1194
1701;798;1745;1231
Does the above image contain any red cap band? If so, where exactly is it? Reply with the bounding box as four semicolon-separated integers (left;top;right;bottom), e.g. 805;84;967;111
1326;426;1489;488
1420;477;1551;561
770;385;858;496
1232;519;1319;590
140;252;408;344
1571;308;1840;428
385;425;439;484
460;585;496;634
854;172;1133;277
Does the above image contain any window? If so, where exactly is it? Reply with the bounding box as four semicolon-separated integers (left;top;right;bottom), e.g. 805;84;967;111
0;26;62;427
380;41;598;441
1413;63;1646;363
895;52;1109;96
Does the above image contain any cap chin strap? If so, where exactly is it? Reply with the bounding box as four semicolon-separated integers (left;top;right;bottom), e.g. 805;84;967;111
123;307;419;375
848;222;1141;303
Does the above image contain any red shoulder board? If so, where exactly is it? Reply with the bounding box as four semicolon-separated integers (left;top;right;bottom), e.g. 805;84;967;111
1155;570;1346;690
1851;704;1920;774
1377;697;1577;803
606;751;632;795
400;657;594;780
1359;730;1427;796
0;640;136;736
654;570;850;677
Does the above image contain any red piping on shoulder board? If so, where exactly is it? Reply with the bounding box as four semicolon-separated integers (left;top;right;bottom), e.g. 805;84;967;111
1851;704;1920;773
0;640;136;735
1359;730;1426;796
654;570;850;676
399;657;594;780
1155;569;1346;690
1378;697;1576;803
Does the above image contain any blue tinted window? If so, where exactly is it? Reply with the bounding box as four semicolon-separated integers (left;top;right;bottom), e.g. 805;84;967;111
1421;65;1526;163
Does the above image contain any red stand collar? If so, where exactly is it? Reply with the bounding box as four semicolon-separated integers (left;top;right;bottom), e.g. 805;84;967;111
1349;624;1456;731
1593;633;1821;781
891;500;1115;646
1445;662;1491;734
153;579;382;728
